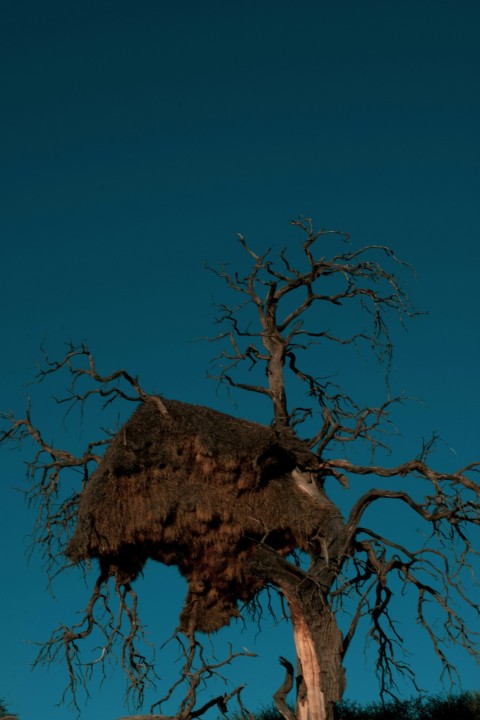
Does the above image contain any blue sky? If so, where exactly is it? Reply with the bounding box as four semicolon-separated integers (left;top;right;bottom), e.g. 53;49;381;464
1;1;480;718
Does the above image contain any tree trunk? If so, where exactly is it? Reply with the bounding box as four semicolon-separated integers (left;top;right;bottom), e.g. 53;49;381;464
249;546;345;720
287;586;345;720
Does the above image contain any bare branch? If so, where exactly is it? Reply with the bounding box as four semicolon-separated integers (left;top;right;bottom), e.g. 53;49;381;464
208;218;418;442
150;632;256;720
34;340;168;415
273;656;295;720
32;571;158;713
0;402;108;576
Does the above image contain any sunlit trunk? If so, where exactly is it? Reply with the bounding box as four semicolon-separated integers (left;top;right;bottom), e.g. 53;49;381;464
250;546;346;720
284;586;345;720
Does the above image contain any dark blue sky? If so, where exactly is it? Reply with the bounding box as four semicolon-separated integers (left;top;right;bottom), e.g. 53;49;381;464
1;2;480;719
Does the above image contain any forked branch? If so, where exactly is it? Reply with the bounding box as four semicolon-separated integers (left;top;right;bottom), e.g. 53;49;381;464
209;217;418;445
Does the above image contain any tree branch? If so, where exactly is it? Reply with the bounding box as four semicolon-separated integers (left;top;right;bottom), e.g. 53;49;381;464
273;656;295;720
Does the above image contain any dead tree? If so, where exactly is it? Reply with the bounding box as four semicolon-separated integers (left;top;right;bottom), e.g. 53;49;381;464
1;218;479;720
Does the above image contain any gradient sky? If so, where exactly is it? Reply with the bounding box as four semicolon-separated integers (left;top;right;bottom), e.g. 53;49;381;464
1;2;480;719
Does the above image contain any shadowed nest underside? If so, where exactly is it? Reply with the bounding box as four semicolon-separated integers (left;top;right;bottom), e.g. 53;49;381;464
67;398;338;632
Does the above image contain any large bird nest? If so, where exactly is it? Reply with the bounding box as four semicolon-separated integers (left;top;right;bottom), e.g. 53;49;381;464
67;398;338;633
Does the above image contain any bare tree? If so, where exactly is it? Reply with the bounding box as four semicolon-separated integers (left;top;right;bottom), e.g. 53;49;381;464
2;218;479;720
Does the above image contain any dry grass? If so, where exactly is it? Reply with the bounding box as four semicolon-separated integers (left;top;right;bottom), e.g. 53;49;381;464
67;398;338;632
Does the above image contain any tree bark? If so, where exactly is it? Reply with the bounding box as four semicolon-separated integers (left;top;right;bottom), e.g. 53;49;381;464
249;546;345;720
288;588;345;720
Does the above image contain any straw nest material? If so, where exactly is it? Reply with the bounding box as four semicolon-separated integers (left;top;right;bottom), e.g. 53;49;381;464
66;398;338;633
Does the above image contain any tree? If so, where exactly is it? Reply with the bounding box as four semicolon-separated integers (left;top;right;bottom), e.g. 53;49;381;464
2;218;479;720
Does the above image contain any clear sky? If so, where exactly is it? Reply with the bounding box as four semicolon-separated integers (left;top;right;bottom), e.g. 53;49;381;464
1;1;480;718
